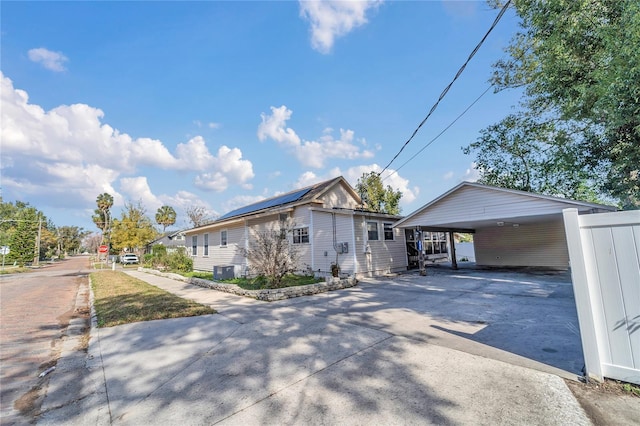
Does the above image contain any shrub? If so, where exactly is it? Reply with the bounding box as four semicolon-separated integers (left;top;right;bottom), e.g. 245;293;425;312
152;244;167;256
166;248;192;272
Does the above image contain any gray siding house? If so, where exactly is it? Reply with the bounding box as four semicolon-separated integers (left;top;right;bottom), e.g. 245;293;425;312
146;230;187;253
185;176;407;279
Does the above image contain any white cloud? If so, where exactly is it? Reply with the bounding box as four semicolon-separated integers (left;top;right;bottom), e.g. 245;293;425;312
119;177;163;212
194;146;254;192
0;72;254;218
299;0;382;53
257;105;301;147
344;164;419;206
443;171;454;180
294;168;342;188
462;162;480;182
28;47;69;72
208;122;221;129
258;105;374;168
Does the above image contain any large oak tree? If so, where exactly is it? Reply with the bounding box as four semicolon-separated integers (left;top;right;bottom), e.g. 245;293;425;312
465;0;639;208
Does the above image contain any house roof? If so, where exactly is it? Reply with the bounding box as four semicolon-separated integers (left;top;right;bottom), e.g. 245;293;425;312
148;230;186;245
394;181;617;231
192;176;361;230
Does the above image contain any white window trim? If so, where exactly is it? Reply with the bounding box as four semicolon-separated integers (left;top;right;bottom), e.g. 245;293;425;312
293;226;310;244
367;221;379;241
220;229;228;247
191;235;198;256
203;233;209;257
383;222;394;241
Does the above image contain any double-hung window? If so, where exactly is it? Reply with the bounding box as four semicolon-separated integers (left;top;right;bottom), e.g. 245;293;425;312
203;234;209;256
367;221;379;241
383;223;394;241
220;230;227;247
293;227;309;244
191;235;198;256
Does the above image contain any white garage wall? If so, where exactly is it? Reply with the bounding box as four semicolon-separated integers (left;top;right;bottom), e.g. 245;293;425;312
474;219;569;269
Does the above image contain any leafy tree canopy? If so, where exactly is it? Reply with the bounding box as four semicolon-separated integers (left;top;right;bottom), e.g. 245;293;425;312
466;0;639;208
110;201;158;254
355;172;403;215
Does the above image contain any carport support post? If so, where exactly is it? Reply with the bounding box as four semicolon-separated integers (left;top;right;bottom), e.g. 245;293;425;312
449;232;458;270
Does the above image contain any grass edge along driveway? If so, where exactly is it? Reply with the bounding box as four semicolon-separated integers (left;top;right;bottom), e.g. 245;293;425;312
91;271;215;327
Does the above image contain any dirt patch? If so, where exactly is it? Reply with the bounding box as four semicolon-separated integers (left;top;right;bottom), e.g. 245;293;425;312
14;384;43;419
14;359;60;422
565;378;640;426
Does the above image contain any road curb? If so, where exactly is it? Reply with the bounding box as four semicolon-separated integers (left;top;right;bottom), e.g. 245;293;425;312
37;274;111;425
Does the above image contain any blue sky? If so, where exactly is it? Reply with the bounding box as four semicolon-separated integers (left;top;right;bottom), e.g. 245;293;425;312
1;1;523;232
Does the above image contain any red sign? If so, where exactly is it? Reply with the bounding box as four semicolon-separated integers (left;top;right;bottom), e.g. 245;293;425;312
99;245;108;254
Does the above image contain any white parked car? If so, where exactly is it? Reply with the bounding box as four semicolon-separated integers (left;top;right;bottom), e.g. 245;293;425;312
120;254;139;265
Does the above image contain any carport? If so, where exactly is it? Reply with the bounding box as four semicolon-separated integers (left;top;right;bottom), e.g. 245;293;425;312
394;182;616;270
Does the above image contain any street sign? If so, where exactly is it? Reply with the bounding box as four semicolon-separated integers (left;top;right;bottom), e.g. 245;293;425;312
99;245;108;254
0;246;9;255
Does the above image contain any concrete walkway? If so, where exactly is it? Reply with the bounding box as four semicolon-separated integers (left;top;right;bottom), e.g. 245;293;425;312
38;269;604;425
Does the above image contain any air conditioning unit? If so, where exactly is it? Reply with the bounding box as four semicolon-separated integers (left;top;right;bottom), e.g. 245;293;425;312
213;265;235;280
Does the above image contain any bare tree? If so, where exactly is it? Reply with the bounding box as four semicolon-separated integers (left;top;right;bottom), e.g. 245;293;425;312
185;205;212;228
83;232;102;253
239;222;301;288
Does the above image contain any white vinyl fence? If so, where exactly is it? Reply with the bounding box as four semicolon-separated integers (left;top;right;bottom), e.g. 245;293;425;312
563;208;640;385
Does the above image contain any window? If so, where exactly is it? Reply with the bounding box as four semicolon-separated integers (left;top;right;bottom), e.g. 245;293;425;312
220;230;227;247
191;235;198;256
293;227;309;244
203;233;209;256
423;232;448;255
367;221;379;241
383;223;394;241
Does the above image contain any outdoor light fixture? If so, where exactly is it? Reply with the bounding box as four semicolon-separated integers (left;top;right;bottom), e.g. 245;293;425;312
513;223;520;228
497;221;504;226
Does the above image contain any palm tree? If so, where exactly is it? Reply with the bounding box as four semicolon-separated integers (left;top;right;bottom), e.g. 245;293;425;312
155;205;177;232
93;193;114;244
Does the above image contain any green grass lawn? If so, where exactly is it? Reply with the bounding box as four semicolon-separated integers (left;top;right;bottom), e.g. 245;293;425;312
91;271;215;327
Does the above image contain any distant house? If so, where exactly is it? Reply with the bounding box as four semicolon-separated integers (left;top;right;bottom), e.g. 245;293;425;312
146;230;187;253
184;176;407;279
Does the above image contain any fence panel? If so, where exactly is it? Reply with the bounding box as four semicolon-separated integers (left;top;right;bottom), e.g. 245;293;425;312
563;208;640;385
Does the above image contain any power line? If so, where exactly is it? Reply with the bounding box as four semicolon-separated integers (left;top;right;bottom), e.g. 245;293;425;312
378;0;512;176
381;84;493;182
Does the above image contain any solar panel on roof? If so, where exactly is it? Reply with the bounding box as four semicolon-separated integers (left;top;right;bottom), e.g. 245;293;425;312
217;187;312;220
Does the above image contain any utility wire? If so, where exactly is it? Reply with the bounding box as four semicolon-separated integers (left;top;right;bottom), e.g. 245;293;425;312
380;84;493;182
378;0;511;176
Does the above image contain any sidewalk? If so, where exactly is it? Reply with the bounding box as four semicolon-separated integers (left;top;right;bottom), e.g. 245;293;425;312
38;270;637;425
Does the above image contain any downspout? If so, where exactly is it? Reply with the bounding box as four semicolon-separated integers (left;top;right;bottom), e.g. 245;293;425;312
244;219;249;276
351;212;357;276
310;210;315;271
332;212;340;274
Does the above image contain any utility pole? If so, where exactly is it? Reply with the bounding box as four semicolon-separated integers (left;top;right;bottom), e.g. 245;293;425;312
33;216;42;266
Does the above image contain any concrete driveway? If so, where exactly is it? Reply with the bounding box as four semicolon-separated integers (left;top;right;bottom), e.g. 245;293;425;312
279;266;584;379
38;266;592;425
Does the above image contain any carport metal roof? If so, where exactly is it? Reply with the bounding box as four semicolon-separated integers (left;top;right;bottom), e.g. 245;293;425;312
394;182;617;232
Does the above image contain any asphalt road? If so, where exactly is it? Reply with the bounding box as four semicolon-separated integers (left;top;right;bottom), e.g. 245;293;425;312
0;256;90;425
